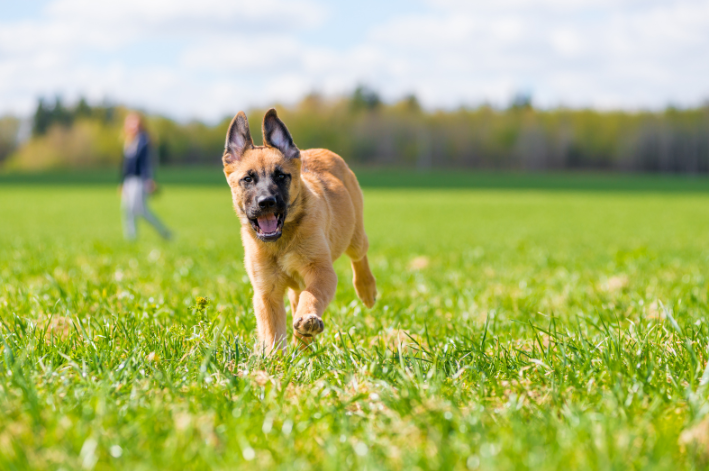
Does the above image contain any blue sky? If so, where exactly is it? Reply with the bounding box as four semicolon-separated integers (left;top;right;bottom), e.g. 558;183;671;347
1;0;708;122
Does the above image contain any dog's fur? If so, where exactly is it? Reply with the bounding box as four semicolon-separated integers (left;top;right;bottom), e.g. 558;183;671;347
223;109;377;351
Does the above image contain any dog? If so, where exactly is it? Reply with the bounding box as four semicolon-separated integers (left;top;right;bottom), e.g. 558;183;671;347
222;109;377;352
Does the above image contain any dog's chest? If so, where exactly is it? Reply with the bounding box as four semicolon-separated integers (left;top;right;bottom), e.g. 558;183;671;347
278;252;306;290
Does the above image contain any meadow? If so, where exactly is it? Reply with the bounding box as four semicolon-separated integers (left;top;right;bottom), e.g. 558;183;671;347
2;170;709;470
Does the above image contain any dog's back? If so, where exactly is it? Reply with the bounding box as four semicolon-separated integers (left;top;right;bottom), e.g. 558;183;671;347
298;149;367;261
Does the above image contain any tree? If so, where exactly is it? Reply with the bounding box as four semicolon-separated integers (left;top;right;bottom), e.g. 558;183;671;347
351;85;381;111
509;92;533;111
75;97;92;119
33;98;52;136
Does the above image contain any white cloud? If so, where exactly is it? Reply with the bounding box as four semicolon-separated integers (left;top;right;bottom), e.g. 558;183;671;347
180;36;304;72
46;0;325;36
0;0;708;120
0;0;327;119
362;0;709;108
549;29;583;58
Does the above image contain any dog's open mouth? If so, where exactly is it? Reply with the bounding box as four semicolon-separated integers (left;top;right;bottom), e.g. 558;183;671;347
250;213;284;241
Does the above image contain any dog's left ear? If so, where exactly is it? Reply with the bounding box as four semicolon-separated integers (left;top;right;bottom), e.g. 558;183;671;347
262;108;299;160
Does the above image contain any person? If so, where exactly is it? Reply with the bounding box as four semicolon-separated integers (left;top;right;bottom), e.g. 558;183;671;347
120;112;172;241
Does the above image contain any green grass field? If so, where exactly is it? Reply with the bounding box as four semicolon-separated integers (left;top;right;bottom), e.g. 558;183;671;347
2;171;709;470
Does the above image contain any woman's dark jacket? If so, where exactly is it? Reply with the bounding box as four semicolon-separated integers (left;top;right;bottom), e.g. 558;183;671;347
122;132;153;181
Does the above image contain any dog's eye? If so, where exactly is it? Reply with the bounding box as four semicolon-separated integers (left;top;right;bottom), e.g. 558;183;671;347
276;173;286;180
243;176;253;183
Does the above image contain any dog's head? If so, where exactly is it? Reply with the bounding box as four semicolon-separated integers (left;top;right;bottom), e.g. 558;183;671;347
223;109;301;242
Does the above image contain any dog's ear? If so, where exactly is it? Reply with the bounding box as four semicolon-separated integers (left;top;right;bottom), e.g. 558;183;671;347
224;111;253;165
262;108;299;160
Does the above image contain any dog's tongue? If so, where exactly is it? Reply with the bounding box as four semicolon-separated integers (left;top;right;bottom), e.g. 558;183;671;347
257;214;279;233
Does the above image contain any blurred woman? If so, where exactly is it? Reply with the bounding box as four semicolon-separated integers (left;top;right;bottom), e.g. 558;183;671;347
120;112;172;240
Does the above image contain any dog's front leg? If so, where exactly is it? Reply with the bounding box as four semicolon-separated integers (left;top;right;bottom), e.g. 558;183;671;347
292;261;337;344
253;291;287;353
246;254;288;353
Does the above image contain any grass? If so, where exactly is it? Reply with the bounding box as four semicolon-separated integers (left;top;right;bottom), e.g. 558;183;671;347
2;166;709;192
2;170;709;470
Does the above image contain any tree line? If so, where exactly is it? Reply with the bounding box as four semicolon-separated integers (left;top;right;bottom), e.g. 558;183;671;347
2;87;708;173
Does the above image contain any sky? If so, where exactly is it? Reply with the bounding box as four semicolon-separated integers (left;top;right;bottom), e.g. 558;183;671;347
1;0;708;122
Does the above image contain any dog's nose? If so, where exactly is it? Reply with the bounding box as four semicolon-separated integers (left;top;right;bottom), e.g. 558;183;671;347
258;195;277;209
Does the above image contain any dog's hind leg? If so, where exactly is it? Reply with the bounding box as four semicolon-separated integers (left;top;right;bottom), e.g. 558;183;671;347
350;255;377;308
288;287;300;315
346;230;377;309
343;170;377;308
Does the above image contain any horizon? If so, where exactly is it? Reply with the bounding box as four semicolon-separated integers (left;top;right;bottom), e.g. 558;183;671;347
10;88;709;128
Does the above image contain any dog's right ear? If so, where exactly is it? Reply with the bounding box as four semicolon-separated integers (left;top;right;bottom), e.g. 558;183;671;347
223;111;253;165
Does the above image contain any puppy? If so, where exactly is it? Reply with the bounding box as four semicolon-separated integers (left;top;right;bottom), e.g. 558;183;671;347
223;109;377;351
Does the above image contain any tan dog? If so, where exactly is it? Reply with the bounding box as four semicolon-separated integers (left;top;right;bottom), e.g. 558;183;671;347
223;109;377;352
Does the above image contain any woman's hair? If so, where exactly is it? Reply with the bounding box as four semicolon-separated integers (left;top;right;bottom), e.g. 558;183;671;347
125;112;145;128
124;112;146;141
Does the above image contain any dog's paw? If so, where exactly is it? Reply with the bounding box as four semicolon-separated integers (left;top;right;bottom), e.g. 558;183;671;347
293;315;324;337
354;277;377;308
